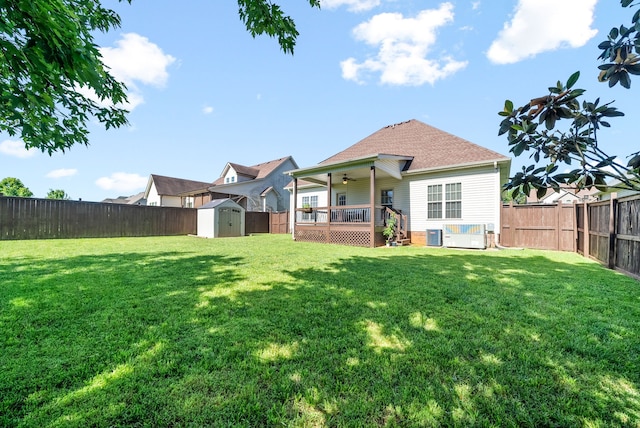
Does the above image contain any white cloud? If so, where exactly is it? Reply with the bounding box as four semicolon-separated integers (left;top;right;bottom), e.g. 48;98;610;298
340;3;468;86
321;0;380;12
202;105;214;115
80;33;176;111
487;0;598;64
95;172;147;192
46;168;78;179
0;139;37;158
101;33;175;88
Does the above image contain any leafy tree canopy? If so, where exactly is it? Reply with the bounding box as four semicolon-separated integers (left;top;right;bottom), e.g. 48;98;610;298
0;0;319;155
0;177;33;197
46;189;70;200
499;1;640;199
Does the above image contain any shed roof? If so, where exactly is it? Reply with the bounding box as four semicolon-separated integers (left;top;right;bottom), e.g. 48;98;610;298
198;198;244;209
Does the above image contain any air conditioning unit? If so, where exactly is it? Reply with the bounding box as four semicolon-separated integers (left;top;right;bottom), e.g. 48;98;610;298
442;224;486;249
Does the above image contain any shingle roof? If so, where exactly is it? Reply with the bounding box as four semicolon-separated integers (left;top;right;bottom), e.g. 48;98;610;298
228;163;259;178
212;156;294;186
320;119;509;171
151;174;212;196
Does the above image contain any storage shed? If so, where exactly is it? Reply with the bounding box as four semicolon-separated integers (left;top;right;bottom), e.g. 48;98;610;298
197;199;245;238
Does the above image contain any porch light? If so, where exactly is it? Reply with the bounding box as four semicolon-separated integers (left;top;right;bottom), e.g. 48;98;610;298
342;174;349;185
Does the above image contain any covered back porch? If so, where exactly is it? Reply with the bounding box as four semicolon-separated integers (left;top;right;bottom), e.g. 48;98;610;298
288;155;411;248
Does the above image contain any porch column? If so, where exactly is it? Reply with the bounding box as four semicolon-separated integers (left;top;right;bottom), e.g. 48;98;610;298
292;177;297;240
370;166;375;247
326;173;332;243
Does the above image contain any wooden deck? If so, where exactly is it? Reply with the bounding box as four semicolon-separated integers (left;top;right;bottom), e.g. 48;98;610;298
293;205;407;247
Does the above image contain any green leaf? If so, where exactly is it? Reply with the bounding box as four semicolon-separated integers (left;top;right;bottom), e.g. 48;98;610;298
504;99;514;114
566;71;580;89
544;113;556;130
610;27;619;39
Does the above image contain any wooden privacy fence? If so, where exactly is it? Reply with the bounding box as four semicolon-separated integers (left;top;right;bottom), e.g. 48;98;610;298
245;212;269;234
501;194;640;280
269;211;290;234
501;202;576;251
0;197;196;240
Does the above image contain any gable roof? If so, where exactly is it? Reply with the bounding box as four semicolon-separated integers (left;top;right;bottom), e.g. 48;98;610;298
212;156;297;186
148;174;212;196
320;119;509;173
228;163;260;178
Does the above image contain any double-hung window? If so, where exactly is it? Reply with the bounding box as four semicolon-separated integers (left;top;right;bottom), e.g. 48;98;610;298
301;195;318;221
427;183;461;219
445;183;462;219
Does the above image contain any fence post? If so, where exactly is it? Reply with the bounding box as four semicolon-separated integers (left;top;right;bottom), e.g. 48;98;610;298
608;193;618;270
572;201;577;253
556;201;561;251
583;201;590;258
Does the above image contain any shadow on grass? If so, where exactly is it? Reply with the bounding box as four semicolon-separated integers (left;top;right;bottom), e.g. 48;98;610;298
1;247;639;426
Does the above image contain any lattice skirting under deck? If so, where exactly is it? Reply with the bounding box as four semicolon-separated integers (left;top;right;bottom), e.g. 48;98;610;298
295;229;374;247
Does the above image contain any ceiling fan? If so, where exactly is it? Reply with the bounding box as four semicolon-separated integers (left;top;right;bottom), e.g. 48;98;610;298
342;174;356;185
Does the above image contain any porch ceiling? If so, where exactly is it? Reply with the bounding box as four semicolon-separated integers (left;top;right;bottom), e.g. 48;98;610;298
287;154;413;185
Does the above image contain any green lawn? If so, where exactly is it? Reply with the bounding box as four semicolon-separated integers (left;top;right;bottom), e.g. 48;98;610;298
1;235;639;427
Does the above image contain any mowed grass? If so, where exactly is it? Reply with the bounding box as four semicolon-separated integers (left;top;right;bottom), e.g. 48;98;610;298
1;235;639;427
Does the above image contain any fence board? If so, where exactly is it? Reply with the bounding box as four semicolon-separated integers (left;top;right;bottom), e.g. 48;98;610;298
500;202;575;251
0;197;196;240
269;211;290;234
501;195;640;280
245;212;270;234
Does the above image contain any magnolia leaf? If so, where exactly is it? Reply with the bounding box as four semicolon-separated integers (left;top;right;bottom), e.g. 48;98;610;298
566;71;580;89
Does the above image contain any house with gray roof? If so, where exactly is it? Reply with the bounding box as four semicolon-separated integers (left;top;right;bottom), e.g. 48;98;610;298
203;156;298;212
154;156;298;211
144;175;212;207
286;119;511;247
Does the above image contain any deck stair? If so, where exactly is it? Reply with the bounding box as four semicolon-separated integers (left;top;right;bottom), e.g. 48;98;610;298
384;207;409;246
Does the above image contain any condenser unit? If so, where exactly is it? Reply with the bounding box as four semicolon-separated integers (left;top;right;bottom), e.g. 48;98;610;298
442;224;486;249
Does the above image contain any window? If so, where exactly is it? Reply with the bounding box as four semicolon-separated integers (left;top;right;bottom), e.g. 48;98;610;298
301;195;318;220
337;193;347;206
302;195;318;208
445;183;462;219
427;183;461;219
225;177;229;183
381;189;393;206
231;176;235;183
427;185;442;219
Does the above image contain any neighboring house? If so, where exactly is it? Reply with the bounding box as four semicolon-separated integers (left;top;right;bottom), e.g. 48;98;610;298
144;174;211;207
182;156;298;212
595;177;640;201
526;186;598;204
102;192;147;205
285;119;511;248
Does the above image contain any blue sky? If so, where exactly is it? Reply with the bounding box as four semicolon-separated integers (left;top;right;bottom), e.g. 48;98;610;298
1;0;637;201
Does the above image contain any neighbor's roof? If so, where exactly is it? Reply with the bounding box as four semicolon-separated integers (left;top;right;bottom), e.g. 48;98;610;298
150;174;212;196
320;119;509;172
211;156;296;186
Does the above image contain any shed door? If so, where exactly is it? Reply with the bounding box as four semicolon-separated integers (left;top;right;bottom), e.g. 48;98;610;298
218;208;241;237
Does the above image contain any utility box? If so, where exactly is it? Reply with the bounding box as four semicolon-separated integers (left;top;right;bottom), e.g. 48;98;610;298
442;224;486;249
426;229;442;246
